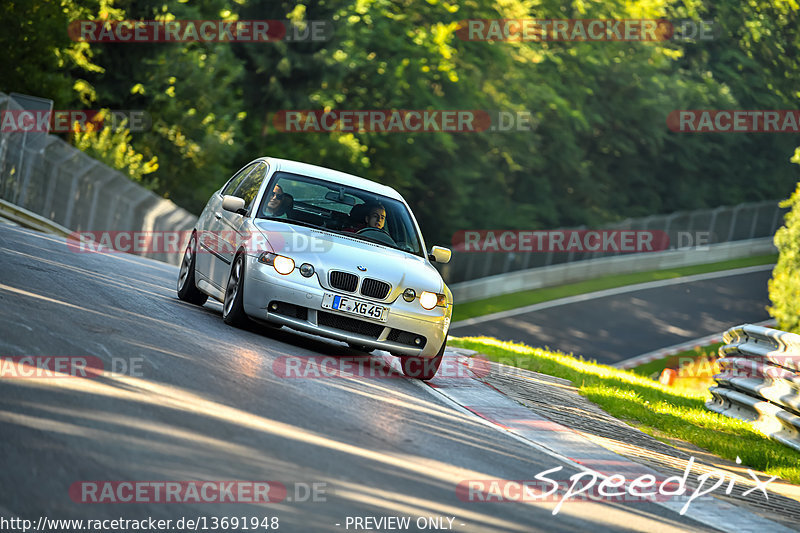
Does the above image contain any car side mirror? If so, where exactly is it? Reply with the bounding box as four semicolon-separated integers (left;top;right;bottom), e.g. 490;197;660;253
222;195;247;215
428;246;452;264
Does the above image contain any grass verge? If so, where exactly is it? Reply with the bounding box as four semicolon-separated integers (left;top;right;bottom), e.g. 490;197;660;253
449;335;800;484
452;254;777;323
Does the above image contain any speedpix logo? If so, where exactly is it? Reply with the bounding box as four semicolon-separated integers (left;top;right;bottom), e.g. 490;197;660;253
457;456;775;516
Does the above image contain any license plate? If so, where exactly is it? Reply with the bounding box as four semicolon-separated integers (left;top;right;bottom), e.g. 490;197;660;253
321;293;387;322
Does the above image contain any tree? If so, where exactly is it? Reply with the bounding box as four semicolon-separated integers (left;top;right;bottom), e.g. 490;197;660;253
768;148;800;333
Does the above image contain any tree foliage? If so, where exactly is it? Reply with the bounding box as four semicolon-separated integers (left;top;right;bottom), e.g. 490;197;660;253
769;147;800;333
3;0;800;246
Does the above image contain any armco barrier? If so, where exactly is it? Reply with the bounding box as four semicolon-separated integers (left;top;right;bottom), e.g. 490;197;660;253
0;92;197;265
451;237;776;303
706;324;800;453
444;200;786;284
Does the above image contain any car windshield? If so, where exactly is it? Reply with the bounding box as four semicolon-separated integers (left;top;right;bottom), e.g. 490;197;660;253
255;171;425;257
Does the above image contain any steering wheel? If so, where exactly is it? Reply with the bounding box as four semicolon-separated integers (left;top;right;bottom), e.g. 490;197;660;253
356;226;396;246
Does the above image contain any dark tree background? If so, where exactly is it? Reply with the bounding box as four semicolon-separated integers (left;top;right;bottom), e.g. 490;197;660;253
3;0;799;246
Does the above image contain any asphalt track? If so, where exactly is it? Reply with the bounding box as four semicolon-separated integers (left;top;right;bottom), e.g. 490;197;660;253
450;268;773;365
0;224;722;532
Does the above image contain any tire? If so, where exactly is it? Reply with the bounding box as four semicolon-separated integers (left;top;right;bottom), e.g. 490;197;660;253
177;233;208;306
400;335;447;381
223;253;251;327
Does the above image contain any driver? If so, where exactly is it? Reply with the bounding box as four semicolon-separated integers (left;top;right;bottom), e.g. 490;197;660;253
365;203;386;230
264;184;291;218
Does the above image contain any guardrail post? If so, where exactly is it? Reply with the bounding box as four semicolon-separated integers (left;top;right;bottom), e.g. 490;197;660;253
726;205;743;242
62;160;98;229
663;213;676;249
748;206;759;239
708;206;721;240
85;172;120;230
770;205;782;234
42;150;79;220
481;250;493;278
463;253;475;282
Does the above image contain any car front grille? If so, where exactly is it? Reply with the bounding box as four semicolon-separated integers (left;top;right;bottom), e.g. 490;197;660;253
360;278;391;300
329;270;358;292
317;311;384;339
388;329;427;349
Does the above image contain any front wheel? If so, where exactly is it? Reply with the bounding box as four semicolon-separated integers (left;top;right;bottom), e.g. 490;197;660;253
223;254;251;328
400;336;446;380
177;233;208;306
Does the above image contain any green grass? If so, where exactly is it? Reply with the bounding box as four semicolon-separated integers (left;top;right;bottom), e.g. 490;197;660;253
452;254;777;322
450;336;800;484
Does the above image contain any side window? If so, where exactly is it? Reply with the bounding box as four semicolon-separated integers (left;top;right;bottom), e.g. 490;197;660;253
221;162;259;197
233;162;267;212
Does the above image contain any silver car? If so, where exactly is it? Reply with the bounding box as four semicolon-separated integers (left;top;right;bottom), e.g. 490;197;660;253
177;157;453;379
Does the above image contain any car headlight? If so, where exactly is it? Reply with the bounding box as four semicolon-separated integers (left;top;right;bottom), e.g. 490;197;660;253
419;291;446;310
258;252;295;275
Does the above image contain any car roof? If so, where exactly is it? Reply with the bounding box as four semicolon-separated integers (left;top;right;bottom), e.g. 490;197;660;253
262;157;404;202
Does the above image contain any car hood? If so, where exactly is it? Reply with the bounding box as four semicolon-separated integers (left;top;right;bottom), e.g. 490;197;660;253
251;219;446;295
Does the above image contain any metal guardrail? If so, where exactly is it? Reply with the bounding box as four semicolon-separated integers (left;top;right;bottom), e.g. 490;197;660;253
451;239;776;304
442;200;786;284
706;324;800;453
0;91;197;266
0;198;73;237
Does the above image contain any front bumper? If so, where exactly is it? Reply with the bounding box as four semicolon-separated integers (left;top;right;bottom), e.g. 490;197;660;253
241;255;450;358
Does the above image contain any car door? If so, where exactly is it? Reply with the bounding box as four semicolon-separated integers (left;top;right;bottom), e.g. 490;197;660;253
197;161;261;290
212;162;269;287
